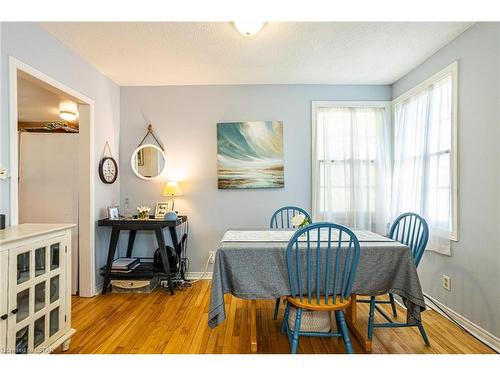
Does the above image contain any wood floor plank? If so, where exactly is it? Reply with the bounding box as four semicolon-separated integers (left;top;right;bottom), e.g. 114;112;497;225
56;281;495;354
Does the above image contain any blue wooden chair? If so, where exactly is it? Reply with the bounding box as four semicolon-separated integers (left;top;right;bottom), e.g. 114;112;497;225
280;222;361;354
270;206;312;229
363;212;430;345
270;206;313;320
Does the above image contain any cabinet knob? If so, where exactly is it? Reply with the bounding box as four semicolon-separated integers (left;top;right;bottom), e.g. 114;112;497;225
11;308;18;315
0;314;7;320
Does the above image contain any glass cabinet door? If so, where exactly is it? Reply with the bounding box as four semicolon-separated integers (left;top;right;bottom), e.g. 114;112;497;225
35;247;46;277
49;307;60;337
16;288;30;323
16;251;30;284
15;326;29;354
8;235;68;354
50;243;60;271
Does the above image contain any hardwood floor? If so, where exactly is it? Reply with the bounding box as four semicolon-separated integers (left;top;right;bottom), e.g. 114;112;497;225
57;281;495;354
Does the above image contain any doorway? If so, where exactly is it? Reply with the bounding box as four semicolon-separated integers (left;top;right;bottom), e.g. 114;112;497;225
9;58;96;297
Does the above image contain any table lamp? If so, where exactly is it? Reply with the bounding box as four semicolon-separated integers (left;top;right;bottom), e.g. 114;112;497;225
162;181;182;211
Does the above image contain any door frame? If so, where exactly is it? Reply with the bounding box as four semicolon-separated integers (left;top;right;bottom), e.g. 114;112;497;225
8;56;96;297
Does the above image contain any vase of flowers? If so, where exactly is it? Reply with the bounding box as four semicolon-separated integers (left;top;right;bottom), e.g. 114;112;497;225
291;213;310;229
137;206;151;220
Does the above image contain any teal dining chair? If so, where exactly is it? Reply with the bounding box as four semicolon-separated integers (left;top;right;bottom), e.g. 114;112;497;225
280;222;361;354
362;212;430;345
270;206;313;320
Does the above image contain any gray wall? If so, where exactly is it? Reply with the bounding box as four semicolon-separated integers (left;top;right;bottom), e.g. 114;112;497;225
393;22;500;337
0;23;121;285
120;85;391;272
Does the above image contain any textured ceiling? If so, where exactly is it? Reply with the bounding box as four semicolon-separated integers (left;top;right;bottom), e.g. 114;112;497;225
41;22;473;86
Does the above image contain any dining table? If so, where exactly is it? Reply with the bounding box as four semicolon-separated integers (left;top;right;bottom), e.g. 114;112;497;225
208;228;427;353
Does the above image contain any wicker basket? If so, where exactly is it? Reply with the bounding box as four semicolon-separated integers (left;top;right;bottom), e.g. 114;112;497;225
287;306;333;332
111;277;159;293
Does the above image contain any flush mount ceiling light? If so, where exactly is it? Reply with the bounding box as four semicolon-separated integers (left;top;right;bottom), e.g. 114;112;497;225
233;21;265;36
59;110;78;122
59;100;79;122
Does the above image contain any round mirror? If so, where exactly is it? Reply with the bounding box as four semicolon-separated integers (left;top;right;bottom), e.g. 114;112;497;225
130;144;166;180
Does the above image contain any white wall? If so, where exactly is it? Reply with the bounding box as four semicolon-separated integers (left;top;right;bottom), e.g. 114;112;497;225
393;22;500;338
0;23;121;290
120;84;391;272
19;133;80;294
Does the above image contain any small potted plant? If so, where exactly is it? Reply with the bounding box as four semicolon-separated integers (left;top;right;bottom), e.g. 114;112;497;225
291;213;310;229
137;206;151;220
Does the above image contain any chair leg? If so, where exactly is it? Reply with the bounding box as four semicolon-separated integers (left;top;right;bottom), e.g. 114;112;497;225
416;320;430;346
367;296;376;341
273;298;280;320
291;307;302;354
389;293;397;317
336;310;354;354
281;302;290;335
335;310;342;334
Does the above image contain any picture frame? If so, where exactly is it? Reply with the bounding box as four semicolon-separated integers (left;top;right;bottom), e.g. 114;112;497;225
107;206;120;220
154;202;170;219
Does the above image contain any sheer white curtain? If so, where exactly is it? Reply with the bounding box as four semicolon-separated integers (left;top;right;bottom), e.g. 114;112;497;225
392;75;453;255
312;106;391;234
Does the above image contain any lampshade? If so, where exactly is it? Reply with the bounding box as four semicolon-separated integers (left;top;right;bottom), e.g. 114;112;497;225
162;181;182;196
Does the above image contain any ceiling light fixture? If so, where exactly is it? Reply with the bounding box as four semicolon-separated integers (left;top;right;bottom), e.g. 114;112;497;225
233;21;265;36
59;110;78;122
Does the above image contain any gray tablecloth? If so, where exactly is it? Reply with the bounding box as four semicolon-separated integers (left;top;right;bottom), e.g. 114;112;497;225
208;229;426;328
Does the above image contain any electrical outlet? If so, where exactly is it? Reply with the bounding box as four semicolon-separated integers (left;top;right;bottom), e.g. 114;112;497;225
208;251;215;264
442;275;451;291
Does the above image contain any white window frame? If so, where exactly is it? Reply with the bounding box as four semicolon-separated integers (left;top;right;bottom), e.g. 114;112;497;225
392;61;459;241
311;101;391;220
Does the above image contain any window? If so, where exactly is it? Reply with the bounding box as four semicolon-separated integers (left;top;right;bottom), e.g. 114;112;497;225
392;62;458;255
312;102;391;234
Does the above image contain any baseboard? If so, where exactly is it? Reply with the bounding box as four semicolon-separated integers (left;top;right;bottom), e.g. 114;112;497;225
185;272;213;280
423;292;500;353
94;281;104;296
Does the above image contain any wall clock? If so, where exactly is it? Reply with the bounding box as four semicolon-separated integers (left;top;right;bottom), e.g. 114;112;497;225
99;142;118;184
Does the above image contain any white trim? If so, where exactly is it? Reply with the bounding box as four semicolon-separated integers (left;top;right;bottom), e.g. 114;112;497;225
423;293;499;353
185;272;213;280
313;100;391;108
392;61;459;242
8;57;96;297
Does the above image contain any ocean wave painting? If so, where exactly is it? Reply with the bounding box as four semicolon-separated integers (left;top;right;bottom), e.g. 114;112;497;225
217;121;284;189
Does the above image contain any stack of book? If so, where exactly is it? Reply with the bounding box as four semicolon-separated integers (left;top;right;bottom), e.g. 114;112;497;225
111;258;140;273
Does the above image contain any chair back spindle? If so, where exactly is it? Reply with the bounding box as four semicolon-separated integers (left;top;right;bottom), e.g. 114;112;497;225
286;222;361;305
388;212;429;267
270;206;312;229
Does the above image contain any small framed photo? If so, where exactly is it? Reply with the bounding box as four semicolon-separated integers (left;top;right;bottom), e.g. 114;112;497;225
154;202;170;219
107;206;120;220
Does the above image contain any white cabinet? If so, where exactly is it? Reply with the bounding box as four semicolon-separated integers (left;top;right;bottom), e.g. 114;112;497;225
0;224;75;354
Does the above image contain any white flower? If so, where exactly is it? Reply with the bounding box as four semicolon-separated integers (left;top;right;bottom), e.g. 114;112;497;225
291;213;306;227
137;206;151;213
0;165;9;180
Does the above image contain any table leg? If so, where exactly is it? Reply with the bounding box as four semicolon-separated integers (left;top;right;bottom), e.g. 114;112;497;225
250;300;257;354
102;227;120;294
168;226;180;254
346;294;373;352
126;230;137;258
155;228;175;295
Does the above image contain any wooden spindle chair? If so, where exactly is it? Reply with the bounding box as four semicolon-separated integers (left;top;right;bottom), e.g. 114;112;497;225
361;212;430;346
281;222;361;354
269;206;312;320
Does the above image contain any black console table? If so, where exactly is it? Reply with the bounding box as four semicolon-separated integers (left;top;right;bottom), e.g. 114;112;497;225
98;215;187;295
